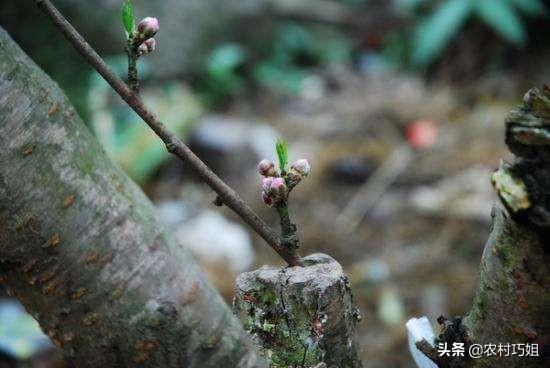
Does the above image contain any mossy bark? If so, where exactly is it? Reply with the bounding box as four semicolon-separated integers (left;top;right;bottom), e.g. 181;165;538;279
461;87;550;368
462;206;547;368
0;27;264;368
234;253;363;368
417;88;550;368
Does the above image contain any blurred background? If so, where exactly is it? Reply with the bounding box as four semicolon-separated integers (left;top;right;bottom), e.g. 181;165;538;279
1;0;549;367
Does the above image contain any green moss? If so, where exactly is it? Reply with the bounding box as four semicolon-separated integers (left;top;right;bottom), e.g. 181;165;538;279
242;316;254;332
255;289;278;308
235;283;327;367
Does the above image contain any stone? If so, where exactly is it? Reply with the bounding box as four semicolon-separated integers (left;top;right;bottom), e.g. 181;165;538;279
409;166;496;222
189;115;280;177
327;156;374;184
234;253;363;368
175;210;255;274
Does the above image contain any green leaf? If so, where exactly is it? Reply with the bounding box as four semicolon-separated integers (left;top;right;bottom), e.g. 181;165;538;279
411;0;472;67
507;0;547;16
473;0;526;45
275;139;288;172
207;43;246;77
122;0;135;34
254;62;308;94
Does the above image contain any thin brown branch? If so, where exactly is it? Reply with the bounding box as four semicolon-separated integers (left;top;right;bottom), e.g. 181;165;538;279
34;0;301;267
415;339;446;367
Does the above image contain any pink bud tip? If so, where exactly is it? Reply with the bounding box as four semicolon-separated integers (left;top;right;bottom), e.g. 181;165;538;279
144;38;156;51
270;177;287;195
137;17;159;38
291;159;310;176
258;159;275;176
261;177;274;192
138;38;156;55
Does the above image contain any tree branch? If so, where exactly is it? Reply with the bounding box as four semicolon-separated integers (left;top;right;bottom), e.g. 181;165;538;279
34;0;301;266
275;203;300;251
125;38;140;94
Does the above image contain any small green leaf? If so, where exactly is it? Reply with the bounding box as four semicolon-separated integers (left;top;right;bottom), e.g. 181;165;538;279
207;43;246;77
122;0;135;35
275;139;288;172
411;0;472;67
474;0;526;45
507;0;547;17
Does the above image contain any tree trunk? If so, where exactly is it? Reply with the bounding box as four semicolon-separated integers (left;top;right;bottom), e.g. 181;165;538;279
412;88;549;368
462;87;550;367
0;26;264;368
462;205;547;367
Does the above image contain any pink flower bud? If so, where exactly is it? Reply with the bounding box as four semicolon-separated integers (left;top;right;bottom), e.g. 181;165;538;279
138;38;156;55
137;17;159;39
262;177;274;193
144;38;156;51
269;177;287;197
291;159;310;177
258;159;276;177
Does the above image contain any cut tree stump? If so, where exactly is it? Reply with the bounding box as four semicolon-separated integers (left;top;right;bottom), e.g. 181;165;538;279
234;253;363;368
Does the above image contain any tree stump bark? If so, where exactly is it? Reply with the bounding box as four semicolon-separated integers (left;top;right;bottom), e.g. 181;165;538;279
462;87;550;368
234;253;363;368
410;87;550;368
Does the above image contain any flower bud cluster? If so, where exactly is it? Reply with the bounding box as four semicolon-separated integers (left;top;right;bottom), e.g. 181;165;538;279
132;17;159;55
258;158;310;207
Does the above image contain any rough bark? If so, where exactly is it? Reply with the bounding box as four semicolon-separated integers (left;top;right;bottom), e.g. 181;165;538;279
462;87;550;367
234;253;363;368
0;26;264;368
462;206;547;367
416;88;550;368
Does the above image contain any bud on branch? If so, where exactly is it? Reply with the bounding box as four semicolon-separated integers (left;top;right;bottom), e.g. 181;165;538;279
258;140;311;253
121;1;159;93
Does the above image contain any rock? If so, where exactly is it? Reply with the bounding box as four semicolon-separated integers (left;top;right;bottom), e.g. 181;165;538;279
234;253;363;368
189;115;280;177
408;166;496;222
155;200;189;229
175;210;254;273
327;156;374;184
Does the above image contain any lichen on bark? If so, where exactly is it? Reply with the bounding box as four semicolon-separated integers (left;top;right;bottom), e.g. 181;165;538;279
234;253;363;368
461;87;550;368
416;87;550;368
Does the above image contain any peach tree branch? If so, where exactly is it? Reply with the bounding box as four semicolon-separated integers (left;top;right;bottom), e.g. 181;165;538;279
34;0;302;266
